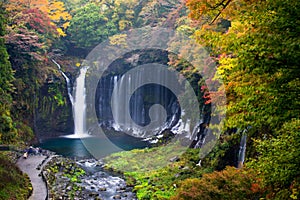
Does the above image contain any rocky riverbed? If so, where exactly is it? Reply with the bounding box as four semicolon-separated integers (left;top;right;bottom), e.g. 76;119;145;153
43;156;136;200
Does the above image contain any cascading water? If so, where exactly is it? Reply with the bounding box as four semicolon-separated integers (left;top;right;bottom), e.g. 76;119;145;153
73;67;88;136
52;60;89;138
96;73;182;138
52;60;73;104
237;130;248;168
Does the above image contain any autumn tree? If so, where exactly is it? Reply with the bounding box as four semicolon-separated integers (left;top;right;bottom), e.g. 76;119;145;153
185;0;300;198
5;8;57;64
171;167;263;200
6;0;72;36
186;0;300;131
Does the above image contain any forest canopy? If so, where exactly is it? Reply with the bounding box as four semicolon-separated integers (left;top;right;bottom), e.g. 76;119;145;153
0;0;299;199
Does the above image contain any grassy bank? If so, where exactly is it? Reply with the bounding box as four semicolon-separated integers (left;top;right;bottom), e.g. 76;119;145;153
0;153;32;200
103;144;266;200
103;145;212;199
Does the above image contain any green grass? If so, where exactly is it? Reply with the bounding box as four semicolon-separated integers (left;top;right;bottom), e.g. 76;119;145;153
104;145;213;200
0;153;32;200
104;143;187;172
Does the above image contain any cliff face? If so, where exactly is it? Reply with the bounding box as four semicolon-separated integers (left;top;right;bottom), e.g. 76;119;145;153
34;73;74;140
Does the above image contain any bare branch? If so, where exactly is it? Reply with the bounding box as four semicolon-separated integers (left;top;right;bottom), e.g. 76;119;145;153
210;0;232;24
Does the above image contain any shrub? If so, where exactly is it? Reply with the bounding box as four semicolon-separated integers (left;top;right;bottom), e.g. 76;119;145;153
171;166;264;200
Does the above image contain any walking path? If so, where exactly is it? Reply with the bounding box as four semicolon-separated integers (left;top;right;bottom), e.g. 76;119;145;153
17;155;52;200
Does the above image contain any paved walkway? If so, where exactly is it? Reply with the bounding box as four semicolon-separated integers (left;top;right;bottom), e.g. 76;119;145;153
17;155;51;200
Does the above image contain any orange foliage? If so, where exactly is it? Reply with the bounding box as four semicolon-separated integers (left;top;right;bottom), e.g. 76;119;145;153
171;167;264;200
5;0;71;36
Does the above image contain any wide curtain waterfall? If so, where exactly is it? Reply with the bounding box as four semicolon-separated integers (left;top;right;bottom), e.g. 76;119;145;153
96;72;181;138
92;49;211;143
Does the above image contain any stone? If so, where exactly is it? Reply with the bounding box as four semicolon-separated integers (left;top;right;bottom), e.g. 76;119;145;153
113;194;121;199
182;166;190;170
169;156;180;162
119;187;126;190
99;187;107;191
89;192;99;197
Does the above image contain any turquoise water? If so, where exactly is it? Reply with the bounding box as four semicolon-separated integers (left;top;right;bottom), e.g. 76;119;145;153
39;134;149;159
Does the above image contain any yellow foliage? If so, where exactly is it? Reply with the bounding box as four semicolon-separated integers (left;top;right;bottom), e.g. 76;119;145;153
215;57;236;80
227;20;248;38
62;22;70;30
118;20;132;31
56;28;66;37
125;10;134;19
109;34;128;48
48;0;72;32
6;0;72;36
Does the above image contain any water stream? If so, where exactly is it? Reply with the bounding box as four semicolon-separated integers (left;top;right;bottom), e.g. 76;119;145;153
77;159;137;200
52;59;73;105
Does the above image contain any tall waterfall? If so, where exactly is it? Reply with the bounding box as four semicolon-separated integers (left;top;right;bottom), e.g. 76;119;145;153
52;60;88;137
73;67;88;136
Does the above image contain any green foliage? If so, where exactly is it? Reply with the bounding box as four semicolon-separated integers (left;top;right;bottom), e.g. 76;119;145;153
64;0;187;53
48;83;66;107
171;166;264;200
201;133;240;170
104;144;186;172
191;0;300;132
104;147;207;200
249;119;300;199
67;2;117;49
0;4;17;144
0;153;32;199
186;0;300;198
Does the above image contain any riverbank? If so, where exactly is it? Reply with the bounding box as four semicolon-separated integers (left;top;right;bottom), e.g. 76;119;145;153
103;146;206;199
42;156;136;200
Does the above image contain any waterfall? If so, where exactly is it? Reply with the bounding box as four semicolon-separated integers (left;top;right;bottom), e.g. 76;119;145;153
237;131;247;168
52;60;89;137
73;67;88;136
96;71;182;138
52;59;73;104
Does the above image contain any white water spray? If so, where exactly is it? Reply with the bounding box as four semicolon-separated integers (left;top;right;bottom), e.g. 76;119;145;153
73;66;88;136
52;60;89;138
